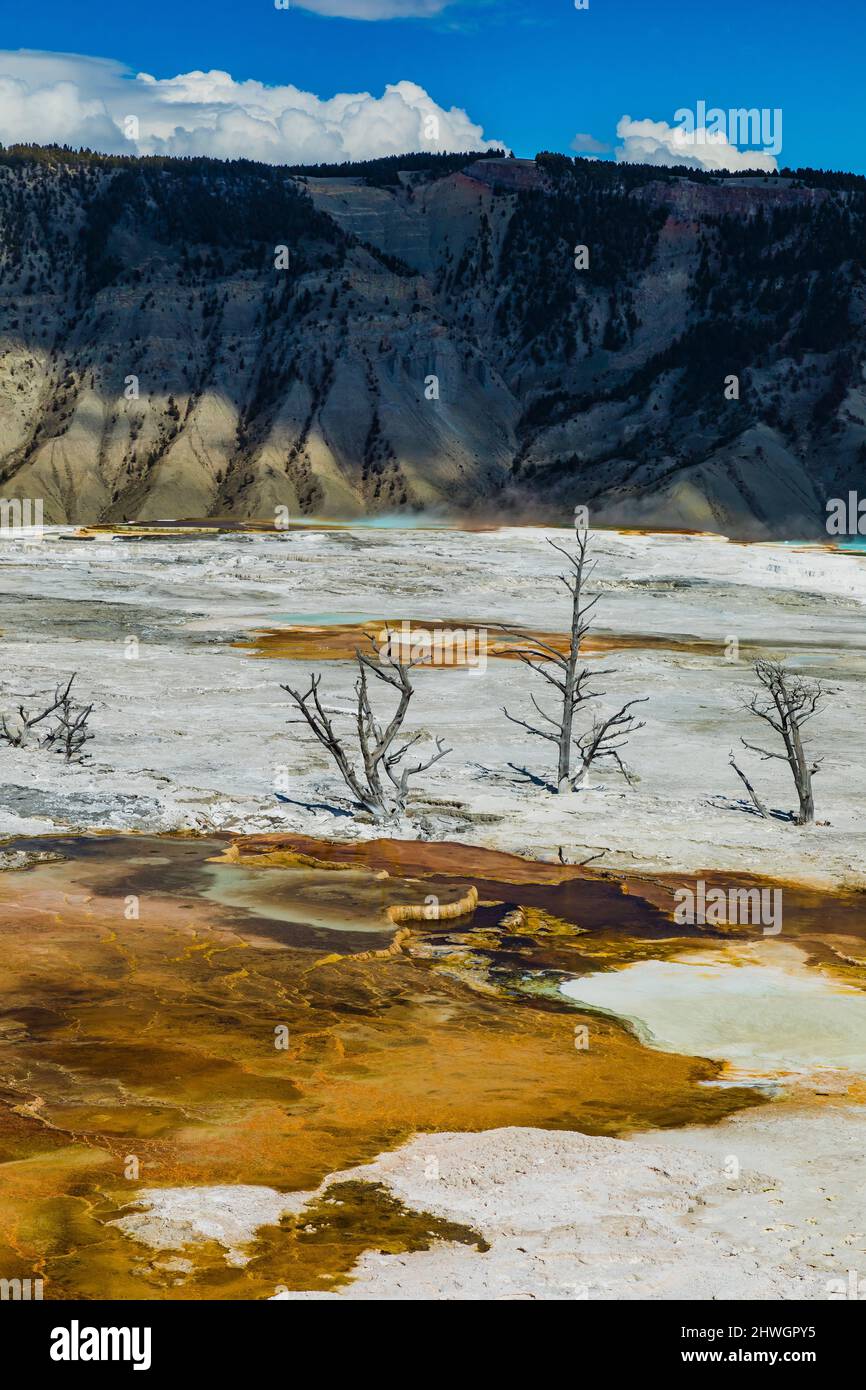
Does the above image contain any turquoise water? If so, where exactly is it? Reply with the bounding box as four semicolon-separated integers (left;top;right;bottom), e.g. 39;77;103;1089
779;539;866;552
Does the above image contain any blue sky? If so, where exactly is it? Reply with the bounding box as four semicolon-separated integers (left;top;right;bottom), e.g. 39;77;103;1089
1;0;863;172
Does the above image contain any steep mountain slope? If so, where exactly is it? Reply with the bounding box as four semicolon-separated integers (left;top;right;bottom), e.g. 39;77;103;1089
0;147;864;533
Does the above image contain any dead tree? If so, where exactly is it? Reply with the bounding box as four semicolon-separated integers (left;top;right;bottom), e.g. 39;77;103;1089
574;701;648;789
0;673;94;761
40;677;94;763
0;673;78;748
283;641;450;822
503;520;646;792
735;659;827;825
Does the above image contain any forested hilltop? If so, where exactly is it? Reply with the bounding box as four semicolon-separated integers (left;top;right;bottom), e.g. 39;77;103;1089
0;144;863;532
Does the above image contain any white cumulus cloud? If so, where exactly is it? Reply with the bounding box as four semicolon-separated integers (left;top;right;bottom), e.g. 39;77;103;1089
614;115;778;173
0;50;505;164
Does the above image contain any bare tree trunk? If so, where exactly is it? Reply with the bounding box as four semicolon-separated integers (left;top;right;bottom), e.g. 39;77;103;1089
789;721;815;825
503;520;643;793
728;751;768;817
556;531;587;792
738;660;826;826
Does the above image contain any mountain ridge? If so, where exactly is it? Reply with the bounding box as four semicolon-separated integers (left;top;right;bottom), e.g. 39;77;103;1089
0;146;864;535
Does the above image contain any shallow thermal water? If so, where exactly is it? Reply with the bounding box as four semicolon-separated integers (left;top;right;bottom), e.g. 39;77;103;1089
561;942;866;1080
2;832;863;1299
2;832;767;1300
201;862;400;934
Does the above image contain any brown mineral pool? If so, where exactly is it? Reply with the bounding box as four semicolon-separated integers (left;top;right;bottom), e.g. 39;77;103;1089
236;619;721;665
1;832;861;1300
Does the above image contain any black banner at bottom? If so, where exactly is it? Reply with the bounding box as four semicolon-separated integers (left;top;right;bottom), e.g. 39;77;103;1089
3;1297;858;1375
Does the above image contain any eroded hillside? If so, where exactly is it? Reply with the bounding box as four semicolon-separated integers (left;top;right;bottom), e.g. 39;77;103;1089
0;147;864;532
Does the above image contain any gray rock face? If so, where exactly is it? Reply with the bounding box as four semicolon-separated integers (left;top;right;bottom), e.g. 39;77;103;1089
0;151;863;535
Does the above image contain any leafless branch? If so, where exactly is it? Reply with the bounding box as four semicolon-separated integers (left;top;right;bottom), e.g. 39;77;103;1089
1;673;94;762
283;641;450;822
733;660;829;825
573;698;648;789
502;521;644;792
728;750;768;818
